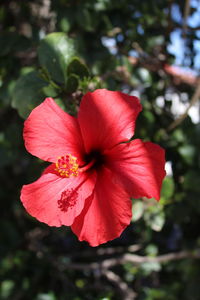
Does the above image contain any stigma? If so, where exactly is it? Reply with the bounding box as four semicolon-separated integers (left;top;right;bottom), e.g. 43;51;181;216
55;154;79;178
58;189;78;212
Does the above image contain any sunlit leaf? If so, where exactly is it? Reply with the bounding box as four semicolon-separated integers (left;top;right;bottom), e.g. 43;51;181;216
38;32;77;84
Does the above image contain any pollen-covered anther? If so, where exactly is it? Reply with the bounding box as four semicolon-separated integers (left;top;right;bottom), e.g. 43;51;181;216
55;154;79;178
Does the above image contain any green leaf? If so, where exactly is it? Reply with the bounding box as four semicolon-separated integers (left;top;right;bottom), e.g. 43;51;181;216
144;287;169;299
67;57;89;79
57;8;75;33
143;110;155;124
137;68;152;83
0;80;15;108
184;170;200;193
65;74;79;93
38;32;77;84
145;244;158;256
11;71;48;119
132;200;144;222
42;84;59;98
147;212;165;232
36;292;56;300
76;9;98;32
144;205;165;232
141;262;161;274
1;280;15;299
178;144;195;165
161;176;175;200
0;32;30;56
54;98;67;112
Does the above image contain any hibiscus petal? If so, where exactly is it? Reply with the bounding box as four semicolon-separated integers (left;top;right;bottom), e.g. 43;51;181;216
20;165;96;226
24;98;84;162
78;89;142;153
105;139;166;200
72;167;132;247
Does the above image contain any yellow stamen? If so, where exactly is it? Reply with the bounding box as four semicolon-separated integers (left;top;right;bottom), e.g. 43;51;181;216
55;154;79;178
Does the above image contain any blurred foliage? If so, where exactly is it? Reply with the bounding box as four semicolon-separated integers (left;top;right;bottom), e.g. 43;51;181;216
0;0;200;299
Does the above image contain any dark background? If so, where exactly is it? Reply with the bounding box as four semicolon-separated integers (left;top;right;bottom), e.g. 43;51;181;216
1;0;200;299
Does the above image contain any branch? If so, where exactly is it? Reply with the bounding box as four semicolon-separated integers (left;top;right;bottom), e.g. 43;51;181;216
99;249;200;268
102;269;137;300
128;55;198;87
96;244;141;255
167;78;200;131
169;20;200;32
53;248;200;299
163;64;198;86
183;0;191;36
122;250;200;264
60;248;200;271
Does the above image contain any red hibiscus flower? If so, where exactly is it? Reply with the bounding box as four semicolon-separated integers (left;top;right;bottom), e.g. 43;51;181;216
21;89;166;247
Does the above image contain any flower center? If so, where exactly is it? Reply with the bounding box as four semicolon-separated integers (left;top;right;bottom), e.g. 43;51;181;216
83;150;105;170
55;154;79;178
